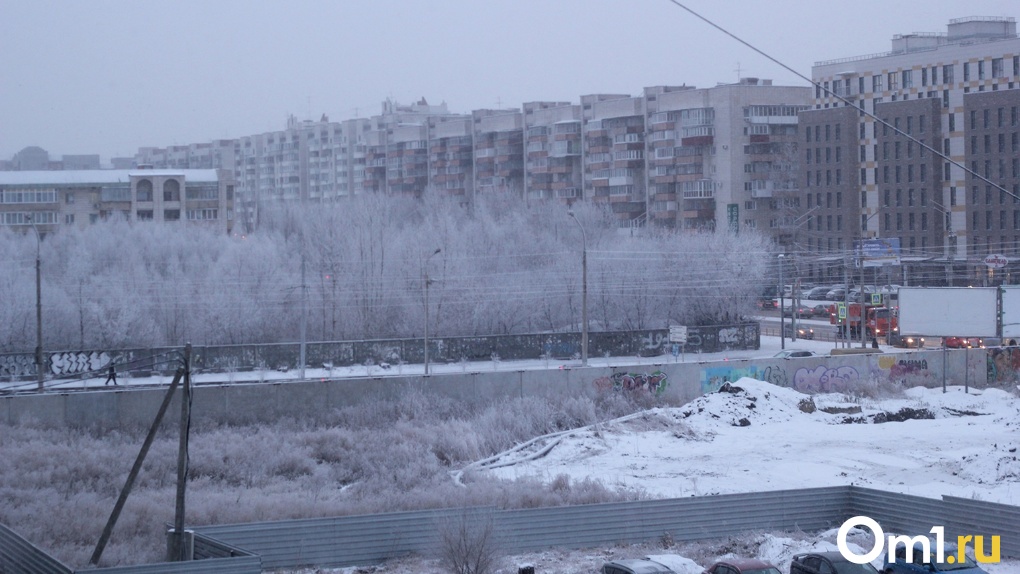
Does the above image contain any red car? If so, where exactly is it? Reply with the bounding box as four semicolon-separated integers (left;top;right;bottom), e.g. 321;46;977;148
943;336;984;349
703;558;782;574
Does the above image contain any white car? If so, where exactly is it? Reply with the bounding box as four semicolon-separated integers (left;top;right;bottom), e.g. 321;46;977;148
773;349;818;358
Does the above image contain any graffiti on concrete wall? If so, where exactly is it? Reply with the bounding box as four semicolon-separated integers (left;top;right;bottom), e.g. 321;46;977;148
701;365;763;394
876;355;938;387
793;365;861;393
49;351;112;377
987;346;1020;385
0;354;36;378
594;370;668;395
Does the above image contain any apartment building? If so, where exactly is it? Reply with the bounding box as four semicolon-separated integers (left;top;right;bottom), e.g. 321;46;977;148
523;101;581;204
645;81;809;231
809;16;1020;286
0;168;236;235
473;109;525;197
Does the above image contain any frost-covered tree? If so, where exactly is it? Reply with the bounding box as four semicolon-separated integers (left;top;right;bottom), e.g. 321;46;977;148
0;196;776;353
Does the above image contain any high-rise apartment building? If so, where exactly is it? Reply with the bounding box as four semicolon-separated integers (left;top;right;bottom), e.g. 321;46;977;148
130;84;810;236
523;101;581;204
645;81;809;231
809;16;1020;286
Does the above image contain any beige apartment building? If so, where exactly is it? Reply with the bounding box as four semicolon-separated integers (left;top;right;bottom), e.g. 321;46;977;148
0;169;236;235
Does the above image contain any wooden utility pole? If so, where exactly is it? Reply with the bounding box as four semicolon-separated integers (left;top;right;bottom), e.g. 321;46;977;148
90;368;184;567
170;343;192;561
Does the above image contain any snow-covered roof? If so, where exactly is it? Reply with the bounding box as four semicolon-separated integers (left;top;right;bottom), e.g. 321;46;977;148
0;169;220;186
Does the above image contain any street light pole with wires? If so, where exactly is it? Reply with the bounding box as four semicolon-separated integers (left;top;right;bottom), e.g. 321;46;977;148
568;211;588;367
26;216;44;391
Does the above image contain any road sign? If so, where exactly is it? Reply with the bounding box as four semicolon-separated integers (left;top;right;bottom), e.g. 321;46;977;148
669;325;688;344
837;302;847;320
870;293;883;306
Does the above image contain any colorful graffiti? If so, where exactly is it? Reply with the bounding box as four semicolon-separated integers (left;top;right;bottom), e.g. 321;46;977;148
701;366;764;394
793;365;861;393
988;346;1020;384
876;355;938;386
49;351;112;377
594;370;668;395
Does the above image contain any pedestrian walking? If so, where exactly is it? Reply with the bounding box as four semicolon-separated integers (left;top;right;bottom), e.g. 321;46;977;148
104;364;118;386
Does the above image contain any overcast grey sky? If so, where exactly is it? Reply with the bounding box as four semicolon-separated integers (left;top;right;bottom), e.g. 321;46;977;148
2;0;1017;161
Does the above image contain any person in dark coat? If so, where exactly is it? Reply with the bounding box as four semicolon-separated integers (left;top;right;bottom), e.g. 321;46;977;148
104;364;118;386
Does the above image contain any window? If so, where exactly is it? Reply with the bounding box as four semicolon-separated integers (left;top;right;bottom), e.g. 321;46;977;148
136;209;153;221
888;72;898;90
872;75;884;92
164;209;180;221
978;60;985;80
861;190;867;207
187;208;218;220
919;115;926;133
963;62;970;81
922;67;928;86
64;213;74;225
902;69;912;89
1;189;57;204
136;179;152;202
163;179;180;202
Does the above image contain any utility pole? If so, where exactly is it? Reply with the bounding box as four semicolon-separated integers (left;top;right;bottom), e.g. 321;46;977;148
171;343;192;561
424;248;441;375
28;217;43;391
92;368;184;567
300;252;307;379
568;211;588;366
778;254;786;349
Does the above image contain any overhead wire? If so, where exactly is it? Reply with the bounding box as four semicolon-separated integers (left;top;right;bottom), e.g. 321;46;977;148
663;0;1020;204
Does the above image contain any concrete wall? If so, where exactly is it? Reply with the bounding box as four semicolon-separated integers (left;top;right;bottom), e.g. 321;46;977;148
1;346;1003;429
0;324;759;382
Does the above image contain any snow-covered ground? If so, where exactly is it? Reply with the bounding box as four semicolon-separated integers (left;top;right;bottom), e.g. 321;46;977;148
272;335;1020;574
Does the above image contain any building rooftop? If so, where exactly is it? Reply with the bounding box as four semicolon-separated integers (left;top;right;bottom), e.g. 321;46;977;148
0;169;220;186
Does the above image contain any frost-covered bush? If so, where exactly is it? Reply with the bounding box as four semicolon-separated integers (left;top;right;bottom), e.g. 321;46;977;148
0;392;644;569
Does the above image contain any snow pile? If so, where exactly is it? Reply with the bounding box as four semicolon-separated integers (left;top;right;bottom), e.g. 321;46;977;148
675;377;825;429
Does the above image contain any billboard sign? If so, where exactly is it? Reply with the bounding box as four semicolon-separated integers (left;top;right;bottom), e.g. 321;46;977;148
855;238;901;268
898;287;997;337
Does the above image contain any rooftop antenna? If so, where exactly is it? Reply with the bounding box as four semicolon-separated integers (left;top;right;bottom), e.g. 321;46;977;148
734;62;743;81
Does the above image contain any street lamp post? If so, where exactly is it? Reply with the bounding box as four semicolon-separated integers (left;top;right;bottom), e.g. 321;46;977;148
778;254;785;350
568;211;588;366
424;248;441;375
28;217;43;391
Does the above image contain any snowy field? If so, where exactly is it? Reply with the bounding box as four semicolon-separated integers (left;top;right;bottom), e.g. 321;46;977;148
275;335;1020;574
8;335;1018;574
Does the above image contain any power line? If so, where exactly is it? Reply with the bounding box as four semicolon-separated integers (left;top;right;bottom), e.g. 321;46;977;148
663;0;1020;204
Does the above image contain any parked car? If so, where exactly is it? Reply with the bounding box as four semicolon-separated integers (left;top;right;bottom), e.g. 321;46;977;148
944;336;984;349
773;349;818;358
791;551;880;574
603;558;676;574
826;287;848;301
805;286;832;300
703;558;782;574
883;537;989;574
783;323;815;340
